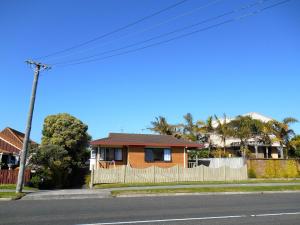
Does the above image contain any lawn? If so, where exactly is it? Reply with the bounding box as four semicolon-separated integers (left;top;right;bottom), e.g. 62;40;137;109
94;179;300;189
0;192;25;200
111;185;300;197
0;184;36;191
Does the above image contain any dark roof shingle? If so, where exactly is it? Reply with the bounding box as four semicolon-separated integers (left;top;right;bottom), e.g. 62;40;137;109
91;133;202;148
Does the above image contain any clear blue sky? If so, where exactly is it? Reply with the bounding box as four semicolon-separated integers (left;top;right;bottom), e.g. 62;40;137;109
0;0;299;142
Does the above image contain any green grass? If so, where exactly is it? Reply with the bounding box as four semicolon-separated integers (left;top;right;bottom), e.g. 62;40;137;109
0;192;25;200
111;185;300;197
94;179;300;189
0;184;37;191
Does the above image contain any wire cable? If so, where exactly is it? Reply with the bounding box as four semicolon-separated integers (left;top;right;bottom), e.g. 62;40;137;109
45;0;224;63
34;0;189;60
56;0;291;67
52;0;268;66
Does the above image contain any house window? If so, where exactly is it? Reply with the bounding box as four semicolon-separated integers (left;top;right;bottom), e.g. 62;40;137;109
98;148;123;161
145;148;172;162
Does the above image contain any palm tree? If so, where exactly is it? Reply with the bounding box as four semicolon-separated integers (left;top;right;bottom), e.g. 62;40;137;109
148;116;176;135
270;117;298;159
214;114;232;155
180;113;199;141
197;116;214;150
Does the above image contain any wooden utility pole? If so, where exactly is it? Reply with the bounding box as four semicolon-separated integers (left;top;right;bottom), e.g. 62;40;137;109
16;60;50;193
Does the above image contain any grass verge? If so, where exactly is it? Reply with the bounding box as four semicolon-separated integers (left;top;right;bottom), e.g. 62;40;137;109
94;179;300;189
0;184;37;191
111;185;300;197
0;192;25;200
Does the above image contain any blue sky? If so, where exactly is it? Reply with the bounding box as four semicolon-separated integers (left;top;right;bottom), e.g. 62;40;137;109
0;0;299;142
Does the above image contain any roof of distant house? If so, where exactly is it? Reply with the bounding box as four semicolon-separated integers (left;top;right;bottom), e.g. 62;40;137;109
91;133;203;148
0;127;37;154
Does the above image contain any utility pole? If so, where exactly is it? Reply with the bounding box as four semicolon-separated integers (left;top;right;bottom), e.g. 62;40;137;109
16;60;50;193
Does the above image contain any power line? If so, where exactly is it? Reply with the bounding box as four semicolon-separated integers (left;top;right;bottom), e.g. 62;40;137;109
34;0;188;60
56;0;291;67
45;0;224;63
52;0;267;66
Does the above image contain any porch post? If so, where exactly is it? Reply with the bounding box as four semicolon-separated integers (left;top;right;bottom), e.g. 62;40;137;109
96;146;100;170
183;147;186;168
255;145;258;159
278;147;284;159
0;153;2;170
266;147;269;159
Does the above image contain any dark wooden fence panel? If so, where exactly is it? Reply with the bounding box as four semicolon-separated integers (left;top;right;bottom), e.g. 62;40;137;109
0;169;30;184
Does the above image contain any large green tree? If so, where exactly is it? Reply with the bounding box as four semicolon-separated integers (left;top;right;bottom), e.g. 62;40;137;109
42;113;91;167
229;116;262;156
30;145;71;188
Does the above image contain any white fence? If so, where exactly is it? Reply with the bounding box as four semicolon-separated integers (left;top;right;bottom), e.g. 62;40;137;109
189;157;246;168
91;165;248;186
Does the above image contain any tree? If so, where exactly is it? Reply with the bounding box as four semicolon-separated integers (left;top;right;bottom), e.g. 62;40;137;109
197;116;214;150
290;135;300;157
270;117;298;159
148;116;177;136
180;113;199;141
29;145;71;188
42;113;91;167
214;114;232;155
229;116;261;157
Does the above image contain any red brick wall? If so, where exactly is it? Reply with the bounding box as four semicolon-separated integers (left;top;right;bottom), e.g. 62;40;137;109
128;146;186;168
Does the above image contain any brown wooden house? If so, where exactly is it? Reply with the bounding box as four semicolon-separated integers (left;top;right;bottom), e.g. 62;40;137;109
0;127;37;169
90;133;203;169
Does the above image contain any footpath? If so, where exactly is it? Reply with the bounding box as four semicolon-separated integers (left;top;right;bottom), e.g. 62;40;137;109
18;182;300;200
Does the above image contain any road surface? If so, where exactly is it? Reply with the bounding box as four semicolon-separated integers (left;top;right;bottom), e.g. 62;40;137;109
0;193;300;225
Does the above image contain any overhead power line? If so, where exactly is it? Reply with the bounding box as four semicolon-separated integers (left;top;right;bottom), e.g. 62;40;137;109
56;0;291;67
34;0;188;60
45;0;223;63
52;0;267;66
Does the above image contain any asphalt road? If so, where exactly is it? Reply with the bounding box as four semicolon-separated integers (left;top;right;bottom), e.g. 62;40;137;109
1;193;300;225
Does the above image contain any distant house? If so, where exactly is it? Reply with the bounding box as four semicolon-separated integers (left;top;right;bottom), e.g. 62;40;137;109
90;133;203;169
0;127;37;169
209;112;283;159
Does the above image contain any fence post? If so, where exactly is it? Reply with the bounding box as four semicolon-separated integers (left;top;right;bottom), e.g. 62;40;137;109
177;165;179;182
224;166;226;181
90;166;94;189
123;165;127;183
153;166;156;183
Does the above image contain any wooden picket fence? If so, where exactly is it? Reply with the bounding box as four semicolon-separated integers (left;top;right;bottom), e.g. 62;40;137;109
91;165;248;186
0;169;30;184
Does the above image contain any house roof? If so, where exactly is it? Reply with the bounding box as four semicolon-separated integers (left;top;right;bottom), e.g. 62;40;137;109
91;133;203;148
0;127;37;154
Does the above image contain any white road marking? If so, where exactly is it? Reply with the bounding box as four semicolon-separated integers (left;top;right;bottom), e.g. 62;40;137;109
251;212;300;217
77;211;300;225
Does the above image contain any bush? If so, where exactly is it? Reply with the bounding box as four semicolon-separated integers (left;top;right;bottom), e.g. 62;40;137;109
248;168;257;178
85;173;91;187
211;149;231;158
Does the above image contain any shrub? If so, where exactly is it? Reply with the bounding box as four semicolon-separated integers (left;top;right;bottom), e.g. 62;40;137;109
248;168;257;178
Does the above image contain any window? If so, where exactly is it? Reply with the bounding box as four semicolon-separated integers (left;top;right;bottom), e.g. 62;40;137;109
98;148;123;161
115;149;123;161
145;148;172;162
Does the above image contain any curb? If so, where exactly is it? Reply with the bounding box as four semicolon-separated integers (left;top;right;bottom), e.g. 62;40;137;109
21;194;111;200
113;190;300;198
0;198;13;201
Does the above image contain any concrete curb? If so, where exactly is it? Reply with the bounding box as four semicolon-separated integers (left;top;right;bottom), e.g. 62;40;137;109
0;198;13;201
113;190;300;198
22;193;111;200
